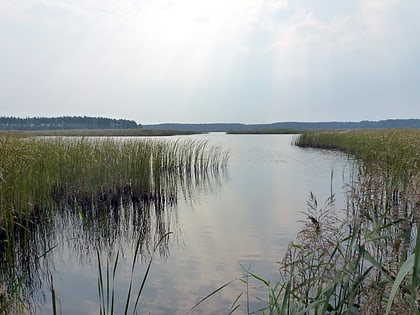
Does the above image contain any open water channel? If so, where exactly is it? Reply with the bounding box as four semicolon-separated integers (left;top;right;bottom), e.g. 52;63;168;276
35;133;352;314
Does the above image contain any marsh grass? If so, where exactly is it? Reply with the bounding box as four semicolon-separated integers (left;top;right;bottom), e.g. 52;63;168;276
280;129;420;314
0;136;228;313
0;128;202;138
0;137;228;219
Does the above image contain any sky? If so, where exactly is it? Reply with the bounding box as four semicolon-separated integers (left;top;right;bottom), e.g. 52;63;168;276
1;0;419;124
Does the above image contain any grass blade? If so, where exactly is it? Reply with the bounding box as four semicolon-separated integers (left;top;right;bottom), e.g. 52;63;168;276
412;223;420;289
110;251;119;315
97;249;105;315
133;232;173;313
228;292;243;315
385;254;415;315
50;275;57;315
185;280;234;314
279;278;291;315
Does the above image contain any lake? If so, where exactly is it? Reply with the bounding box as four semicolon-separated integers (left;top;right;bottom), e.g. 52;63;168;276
34;133;352;314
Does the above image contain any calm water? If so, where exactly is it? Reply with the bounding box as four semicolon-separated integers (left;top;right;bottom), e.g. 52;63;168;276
36;134;352;314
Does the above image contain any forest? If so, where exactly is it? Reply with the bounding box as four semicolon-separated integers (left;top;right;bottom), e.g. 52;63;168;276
0;116;141;130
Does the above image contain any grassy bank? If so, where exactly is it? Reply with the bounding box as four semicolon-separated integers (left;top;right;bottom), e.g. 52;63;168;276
252;129;419;314
294;128;419;161
0;128;203;138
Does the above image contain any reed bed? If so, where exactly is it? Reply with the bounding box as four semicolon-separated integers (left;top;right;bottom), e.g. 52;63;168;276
0;137;228;216
253;129;420;314
0;136;229;313
0;128;202;138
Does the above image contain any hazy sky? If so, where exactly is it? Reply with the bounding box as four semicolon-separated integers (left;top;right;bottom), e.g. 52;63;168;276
1;0;419;124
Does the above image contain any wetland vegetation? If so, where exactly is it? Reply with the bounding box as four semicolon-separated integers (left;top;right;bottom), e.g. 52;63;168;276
0;136;228;313
0;128;418;314
0;128;203;138
252;129;419;314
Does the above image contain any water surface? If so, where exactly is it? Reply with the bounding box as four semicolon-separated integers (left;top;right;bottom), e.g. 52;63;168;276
37;133;351;314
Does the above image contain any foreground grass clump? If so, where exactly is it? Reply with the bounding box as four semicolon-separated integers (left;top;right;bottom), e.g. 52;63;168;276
0;136;229;313
262;129;419;314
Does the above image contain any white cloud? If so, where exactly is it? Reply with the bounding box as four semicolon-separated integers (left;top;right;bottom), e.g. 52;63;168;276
266;0;419;75
0;0;419;122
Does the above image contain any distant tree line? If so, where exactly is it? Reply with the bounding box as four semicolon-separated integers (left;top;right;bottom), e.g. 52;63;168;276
144;119;420;132
0;116;142;130
267;119;420;130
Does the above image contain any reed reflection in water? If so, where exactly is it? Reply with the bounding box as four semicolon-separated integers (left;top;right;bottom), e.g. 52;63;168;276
0;137;228;314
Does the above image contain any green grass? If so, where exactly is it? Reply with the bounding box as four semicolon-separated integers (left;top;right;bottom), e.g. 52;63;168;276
0;137;228;217
294;129;419;165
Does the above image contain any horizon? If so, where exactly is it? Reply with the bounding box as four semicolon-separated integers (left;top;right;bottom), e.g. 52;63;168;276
1;115;419;126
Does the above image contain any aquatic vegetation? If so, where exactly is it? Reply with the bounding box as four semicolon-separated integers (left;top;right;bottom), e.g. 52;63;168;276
95;232;173;315
0;128;202;137
0;136;228;216
0;136;229;313
265;129;420;314
1;128;418;313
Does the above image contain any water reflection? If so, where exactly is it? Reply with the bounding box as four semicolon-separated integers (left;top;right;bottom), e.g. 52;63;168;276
0;144;227;313
0;134;352;314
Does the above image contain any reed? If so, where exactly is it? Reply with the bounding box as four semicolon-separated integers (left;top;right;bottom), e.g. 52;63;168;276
0;136;228;216
233;129;418;314
95;232;173;315
0;128;202;138
275;129;420;314
0;136;229;313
